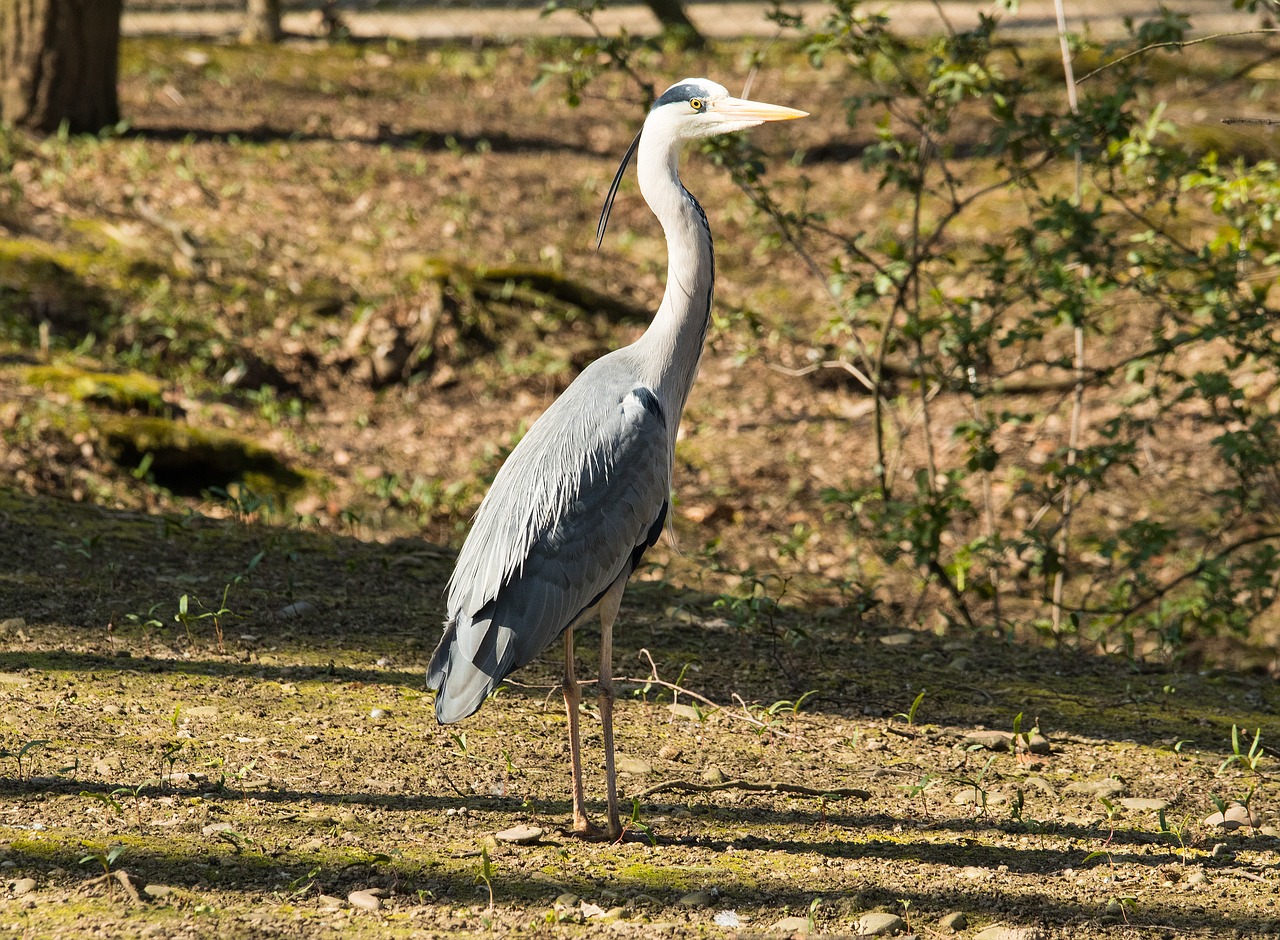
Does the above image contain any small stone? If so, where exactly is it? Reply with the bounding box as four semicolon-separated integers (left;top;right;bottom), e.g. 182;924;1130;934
657;745;683;761
964;730;1013;751
554;892;580;907
1118;797;1168;812
701;766;726;784
1020;733;1051;755
1225;803;1260;829
494;824;543;845
1184;868;1208;887
318;894;344;908
857;911;905;935
1204;803;1261;830
278;601;316;619
600;906;625;922
962;730;1050;754
201;822;234;836
348;889;382;912
102;704;122;716
713;910;741;927
1211;842;1231;858
1024;776;1056;797
186;705;220;718
369;708;389;720
1065;778;1127;799
939;911;968;932
92;756;123;776
143;884;175;898
878;631;916;646
11;878;36;896
772;915;811;933
616;757;652;775
678;889;714;908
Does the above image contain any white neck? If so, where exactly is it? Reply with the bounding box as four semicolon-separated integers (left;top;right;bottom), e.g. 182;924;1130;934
631;127;715;428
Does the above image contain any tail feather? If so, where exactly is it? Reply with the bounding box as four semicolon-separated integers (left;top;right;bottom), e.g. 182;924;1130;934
427;611;516;724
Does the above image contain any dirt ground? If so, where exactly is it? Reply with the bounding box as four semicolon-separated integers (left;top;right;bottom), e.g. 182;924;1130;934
1;487;1277;939
2;13;1279;940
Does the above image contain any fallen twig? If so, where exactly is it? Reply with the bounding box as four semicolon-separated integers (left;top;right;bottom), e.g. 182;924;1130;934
630;778;870;802
625;649;801;740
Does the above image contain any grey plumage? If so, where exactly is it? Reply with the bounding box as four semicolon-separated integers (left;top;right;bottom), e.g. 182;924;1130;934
425;77;806;837
428;354;670;723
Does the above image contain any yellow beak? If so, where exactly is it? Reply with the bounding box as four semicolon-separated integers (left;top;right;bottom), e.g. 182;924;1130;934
712;97;809;122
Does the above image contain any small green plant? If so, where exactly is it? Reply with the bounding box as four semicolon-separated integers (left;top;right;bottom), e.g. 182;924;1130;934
80;789;124;818
54;534;100;559
1217;725;1265;775
174;587;236;653
806;898;821;933
475;844;496;911
1098;797;1121;847
952;755;997;816
893;690;926;725
621;797;657;846
281;864;322;898
898;774;937;818
159;741;185;786
79;844;125;894
1159;811;1194;864
448;731;470;759
1007;787;1025;823
3;739;51;781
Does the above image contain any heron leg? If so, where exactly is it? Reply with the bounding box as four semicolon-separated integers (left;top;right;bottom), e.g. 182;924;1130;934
597;576;626;840
563;626;601;837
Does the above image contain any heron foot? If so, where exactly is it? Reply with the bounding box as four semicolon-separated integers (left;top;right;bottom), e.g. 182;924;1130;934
567;817;622;842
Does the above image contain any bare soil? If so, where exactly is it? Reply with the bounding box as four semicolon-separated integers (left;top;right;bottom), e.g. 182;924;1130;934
1;27;1278;940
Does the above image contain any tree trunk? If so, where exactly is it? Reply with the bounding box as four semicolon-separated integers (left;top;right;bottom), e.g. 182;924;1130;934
241;0;283;44
0;0;122;134
644;0;706;49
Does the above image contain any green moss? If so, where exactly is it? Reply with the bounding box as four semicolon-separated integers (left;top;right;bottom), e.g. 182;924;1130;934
616;862;694;892
23;363;166;413
98;414;311;500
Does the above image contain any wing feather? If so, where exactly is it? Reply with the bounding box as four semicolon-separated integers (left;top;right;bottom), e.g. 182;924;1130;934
428;356;670;723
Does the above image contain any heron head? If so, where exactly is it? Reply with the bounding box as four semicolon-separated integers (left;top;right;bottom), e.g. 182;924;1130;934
595;77;807;249
648;77;808;139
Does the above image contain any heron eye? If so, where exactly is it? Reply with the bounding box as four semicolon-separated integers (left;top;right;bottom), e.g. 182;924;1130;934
690;98;704;111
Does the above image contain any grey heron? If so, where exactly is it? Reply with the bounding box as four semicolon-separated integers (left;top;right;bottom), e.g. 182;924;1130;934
427;78;807;839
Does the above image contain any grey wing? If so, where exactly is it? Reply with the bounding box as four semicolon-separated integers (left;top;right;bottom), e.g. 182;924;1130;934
428;381;669;723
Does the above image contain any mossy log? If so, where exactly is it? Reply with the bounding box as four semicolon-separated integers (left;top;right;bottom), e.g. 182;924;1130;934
357;257;650;387
0;237;110;334
23;363;168;414
98;415;308;500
